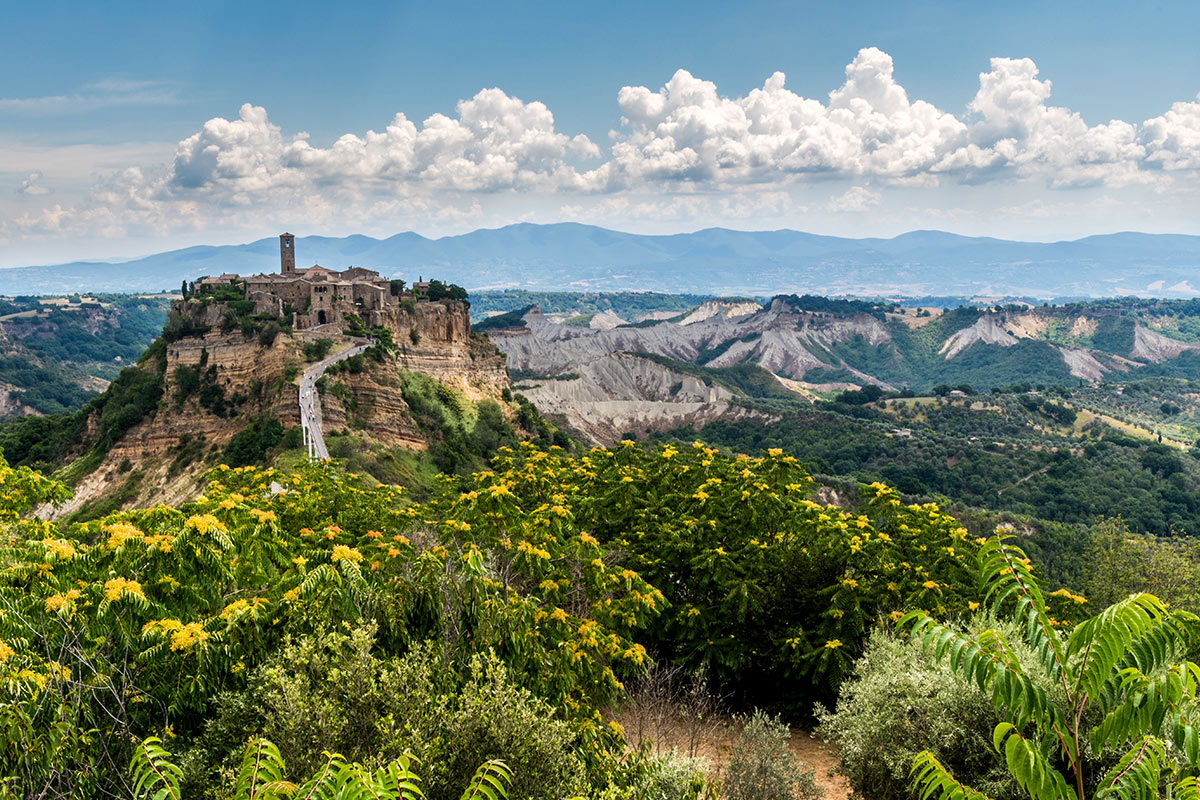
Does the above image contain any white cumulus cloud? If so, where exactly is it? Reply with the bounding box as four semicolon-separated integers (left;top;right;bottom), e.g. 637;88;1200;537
6;47;1200;249
828;185;881;212
16;171;50;196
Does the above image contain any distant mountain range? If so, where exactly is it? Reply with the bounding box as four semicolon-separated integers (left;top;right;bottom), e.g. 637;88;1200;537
4;224;1200;298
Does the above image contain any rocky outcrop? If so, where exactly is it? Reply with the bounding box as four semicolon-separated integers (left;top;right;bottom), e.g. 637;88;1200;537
0;383;37;417
495;300;892;382
519;352;759;445
46;297;507;519
679;300;761;326
588;310;628;330
1131;324;1200;362
939;316;1018;359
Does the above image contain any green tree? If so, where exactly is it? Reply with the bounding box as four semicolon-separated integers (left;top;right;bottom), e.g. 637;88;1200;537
906;534;1200;800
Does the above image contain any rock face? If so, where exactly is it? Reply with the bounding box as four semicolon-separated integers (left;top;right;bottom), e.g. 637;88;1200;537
678;300;760;326
0;383;37;417
518;352;750;444
1131;324;1200;362
939;316;1018;359
496;298;893;383
49;297;507;519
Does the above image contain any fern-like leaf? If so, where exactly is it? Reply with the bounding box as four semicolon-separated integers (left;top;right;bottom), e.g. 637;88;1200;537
1067;593;1170;701
978;536;1067;687
911;751;995;800
459;760;512;800
235;738;294;800
1094;735;1166;800
991;724;1074;800
130;737;183;800
292;752;347;800
903;613;1065;734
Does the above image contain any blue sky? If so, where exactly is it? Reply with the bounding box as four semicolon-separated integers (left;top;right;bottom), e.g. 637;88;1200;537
3;0;1200;265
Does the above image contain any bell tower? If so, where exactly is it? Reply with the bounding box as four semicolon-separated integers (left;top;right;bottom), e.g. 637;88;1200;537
280;232;295;275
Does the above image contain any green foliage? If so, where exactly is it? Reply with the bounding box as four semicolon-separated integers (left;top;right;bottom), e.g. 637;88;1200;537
0;294;171;370
1080;519;1200;613
0;354;95;414
0;449;669;795
608;750;710;800
138;733;500;800
774;294;897;316
723;710;822;800
819;617;1058;800
674;384;1200;539
222;417;285;468
303;339;334;361
474;306;535;332
90;365;164;452
485;443;984;708
468;291;716;321
906;534;1200;800
398;372;525;476
131;737;184;800
636;354;796;400
425;281;468;302
188;628;584;800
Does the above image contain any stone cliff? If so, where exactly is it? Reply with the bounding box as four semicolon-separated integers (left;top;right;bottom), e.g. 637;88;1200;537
47;297;508;519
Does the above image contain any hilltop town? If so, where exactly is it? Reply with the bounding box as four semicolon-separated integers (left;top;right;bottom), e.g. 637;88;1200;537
195;232;466;330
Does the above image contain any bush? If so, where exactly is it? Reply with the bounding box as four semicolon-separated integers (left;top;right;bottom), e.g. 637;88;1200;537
185;626;587;800
723;710;821;800
601;750;709;800
303;338;333;361
817;618;1055;800
221;417;284;467
258;321;282;347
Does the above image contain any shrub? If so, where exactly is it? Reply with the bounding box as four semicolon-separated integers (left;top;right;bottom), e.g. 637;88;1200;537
1081;517;1200;612
185;627;587;800
221;417;284;467
723;710;822;800
817;618;1045;800
303;338;333;361
257;321;281;347
601;750;709;800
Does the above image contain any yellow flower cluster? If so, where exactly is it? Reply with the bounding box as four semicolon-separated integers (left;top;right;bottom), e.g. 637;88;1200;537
103;577;144;602
516;540;551;560
1050;588;1088;604
104;521;144;549
0;640;15;661
170;622;209;652
44;589;82;613
249;508;276;524
185;514;228;535
41;537;76;560
144;533;174;553
331;544;363;564
220;597;268;621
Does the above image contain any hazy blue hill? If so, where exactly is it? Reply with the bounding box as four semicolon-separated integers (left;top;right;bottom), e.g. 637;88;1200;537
4;225;1200;296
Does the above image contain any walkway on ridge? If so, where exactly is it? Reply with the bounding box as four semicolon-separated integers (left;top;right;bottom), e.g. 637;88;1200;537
298;337;372;461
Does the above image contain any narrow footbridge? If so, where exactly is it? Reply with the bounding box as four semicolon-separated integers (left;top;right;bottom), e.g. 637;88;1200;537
297;338;372;461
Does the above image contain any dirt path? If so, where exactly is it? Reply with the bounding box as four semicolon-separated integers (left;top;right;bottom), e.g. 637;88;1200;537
789;728;851;800
621;712;851;800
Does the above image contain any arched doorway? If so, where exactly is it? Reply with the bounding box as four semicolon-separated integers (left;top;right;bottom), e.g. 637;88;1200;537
317;309;327;325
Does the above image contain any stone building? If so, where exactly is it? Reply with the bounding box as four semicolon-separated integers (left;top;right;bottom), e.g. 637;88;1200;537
200;233;412;329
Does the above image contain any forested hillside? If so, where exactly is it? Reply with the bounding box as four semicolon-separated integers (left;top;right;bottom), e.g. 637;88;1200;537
0;294;172;416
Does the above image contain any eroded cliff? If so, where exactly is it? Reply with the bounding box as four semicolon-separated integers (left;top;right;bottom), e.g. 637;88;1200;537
45;297;509;519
